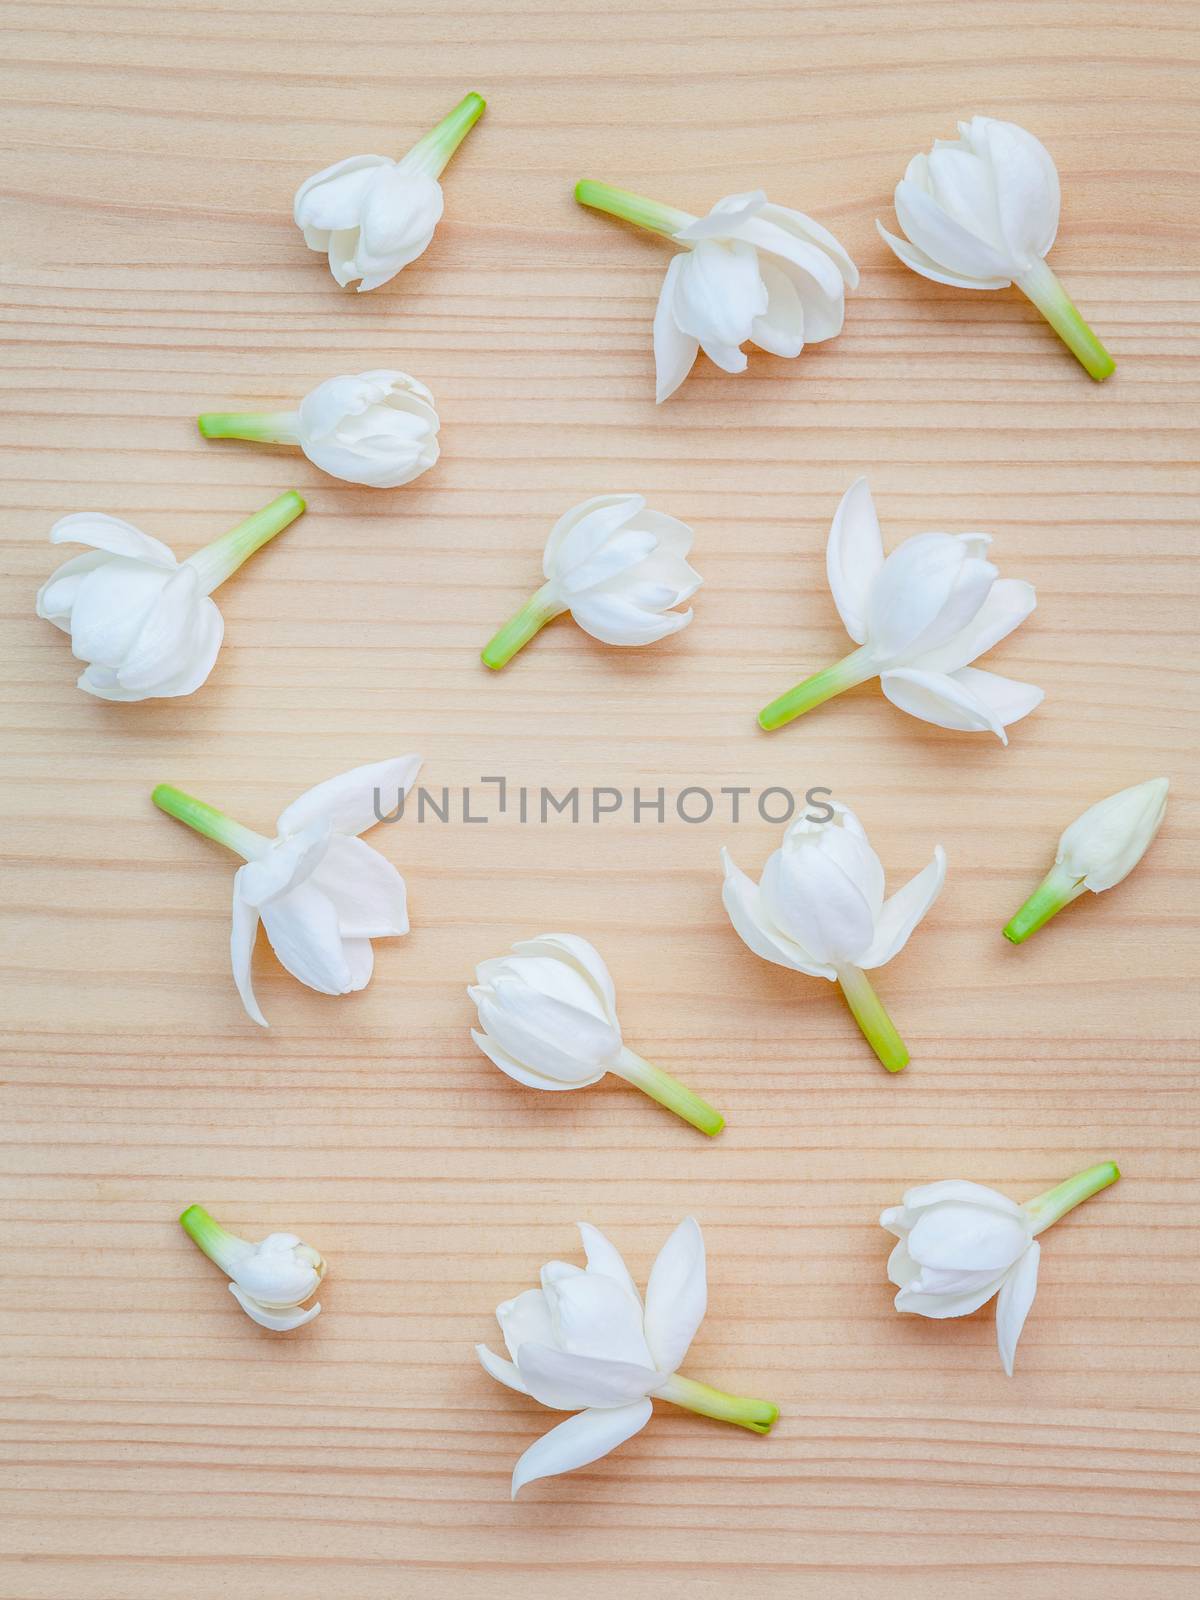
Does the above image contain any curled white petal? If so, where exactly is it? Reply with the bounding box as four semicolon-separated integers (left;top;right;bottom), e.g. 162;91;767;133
510;1401;653;1498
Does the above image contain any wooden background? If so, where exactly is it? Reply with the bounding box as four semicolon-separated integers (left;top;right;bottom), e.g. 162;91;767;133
1;1;1197;1595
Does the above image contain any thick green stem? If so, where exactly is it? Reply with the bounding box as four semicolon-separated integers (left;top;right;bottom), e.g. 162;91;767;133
1003;860;1087;944
179;1204;253;1274
758;645;876;731
197;411;302;445
837;965;909;1073
1015;259;1115;381
613;1047;725;1136
400;91;486;180
574;180;694;239
152;784;270;861
1022;1161;1120;1236
654;1372;778;1434
481;583;564;669
182;490;305;596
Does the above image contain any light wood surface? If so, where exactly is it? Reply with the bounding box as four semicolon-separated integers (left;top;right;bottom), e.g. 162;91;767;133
1;1;1198;1595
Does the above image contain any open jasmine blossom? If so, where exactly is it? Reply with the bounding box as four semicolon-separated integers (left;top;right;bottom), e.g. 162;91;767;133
469;933;724;1134
198;371;440;488
1004;777;1169;943
35;492;304;702
153;757;421;1026
722;802;946;1072
877;116;1114;380
481;494;701;668
882;1162;1120;1373
759;477;1042;740
477;1218;777;1496
576;180;856;401
294;92;485;291
180;1204;326;1330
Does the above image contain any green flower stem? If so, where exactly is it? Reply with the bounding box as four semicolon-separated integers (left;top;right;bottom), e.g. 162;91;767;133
197;411;301;445
401;91;486;180
574;180;694;239
836;965;909;1074
481;583;564;670
179;1204;253;1274
183;490;306;596
152;784;270;862
613;1047;725;1136
654;1372;779;1434
1003;861;1087;944
1022;1160;1120;1237
758;645;876;731
1015;259;1115;381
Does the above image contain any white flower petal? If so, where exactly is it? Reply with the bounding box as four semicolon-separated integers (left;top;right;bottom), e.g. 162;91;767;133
907;1206;1031;1275
515;1343;662;1411
912;578;1037;675
672;239;766;351
674;190;767;242
510;936;619;1023
577;1222;641;1306
900;1179;1026;1218
995;1240;1041;1376
307;835;408;937
497;1287;557;1361
859;846;946;970
981;119;1060;266
228;1283;320;1331
550;1272;655;1368
720;848;834;979
543;495;640;581
1058;777;1169;893
755;201;858;287
881;666;1010;740
64;559;173;668
116;568;223;697
471;1027;604;1092
231;888;267;1029
893;179;1012;283
476;1342;529;1395
749;258;806;358
653;255;700;403
894;1274;1007;1320
825;476;884;646
761;837;876;968
568;591;692;646
276;756;422;839
472;982;619;1080
259;881;354;995
48;512;178;568
643;1216;706;1373
510;1401;653;1498
236;823;331;910
876;220;1011;291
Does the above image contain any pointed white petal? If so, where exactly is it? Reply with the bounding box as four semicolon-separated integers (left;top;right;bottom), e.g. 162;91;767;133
749;259;805;358
259;882;354;995
228;1283;320;1330
307;835;408;937
515;1343;662;1410
48;512;178;568
293;155;392;230
950;667;1044;730
496;1287;556;1362
477;1342;530;1395
880;666;1009;740
876;221;1010;291
643;1217;707;1372
577;1222;641;1306
653;255;700;403
277;755;422;839
230;888;267;1028
901;1179;1025;1217
510;1401;653;1498
510;935;618;1021
825;476;884;645
550;1272;654;1368
893;180;1013;282
859;846;946;970
720;849;834;978
995;1241;1041;1376
913;578;1037;675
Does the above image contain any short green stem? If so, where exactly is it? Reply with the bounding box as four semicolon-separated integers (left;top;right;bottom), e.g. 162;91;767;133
1015;259;1115;381
152;784;270;862
182;490;305;596
481;583;564;669
836;965;909;1073
613;1047;725;1136
179;1204;253;1274
574;180;694;239
758;645;876;731
1003;860;1086;944
197;411;302;445
400;91;486;180
1022;1160;1120;1236
654;1372;778;1434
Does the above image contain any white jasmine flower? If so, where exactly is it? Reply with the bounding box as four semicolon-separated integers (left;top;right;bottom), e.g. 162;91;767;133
152;757;420;1026
1004;778;1169;942
198;371;439;488
722;800;945;1072
480;494;701;668
295;92;484;291
576;180;856;401
877;116;1114;379
469;933;724;1134
477;1218;777;1496
36;493;305;702
882;1161;1120;1374
180;1204;326;1331
759;477;1042;742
